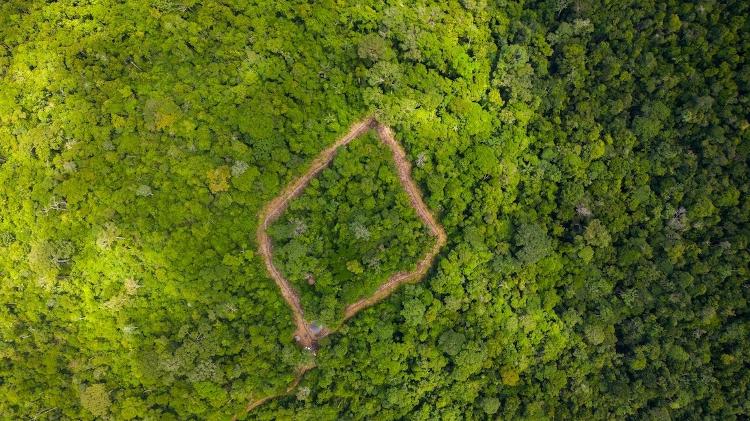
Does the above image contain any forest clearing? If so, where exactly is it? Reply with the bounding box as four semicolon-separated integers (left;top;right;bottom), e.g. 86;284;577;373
246;117;447;415
256;117;447;349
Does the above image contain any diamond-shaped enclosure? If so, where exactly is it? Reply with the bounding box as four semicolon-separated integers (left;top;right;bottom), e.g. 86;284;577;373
269;134;431;322
257;118;446;349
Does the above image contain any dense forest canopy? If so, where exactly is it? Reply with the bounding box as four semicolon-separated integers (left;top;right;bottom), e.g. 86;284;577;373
0;0;748;420
268;133;434;328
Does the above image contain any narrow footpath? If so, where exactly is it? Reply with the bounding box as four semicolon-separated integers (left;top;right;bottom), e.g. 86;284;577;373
242;117;447;416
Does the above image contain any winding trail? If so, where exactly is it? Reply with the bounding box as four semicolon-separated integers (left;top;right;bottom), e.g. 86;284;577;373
341;123;447;320
239;363;315;415
256;117;376;349
244;117;447;416
257;116;446;349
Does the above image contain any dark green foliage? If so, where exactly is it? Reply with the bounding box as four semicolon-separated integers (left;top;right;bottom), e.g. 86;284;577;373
514;222;552;265
269;134;432;326
0;0;748;420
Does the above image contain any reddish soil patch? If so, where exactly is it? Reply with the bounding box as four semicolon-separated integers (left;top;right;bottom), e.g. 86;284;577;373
257;117;446;349
241;118;447;417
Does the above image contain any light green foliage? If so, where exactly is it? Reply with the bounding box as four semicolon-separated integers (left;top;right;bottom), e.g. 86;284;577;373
1;0;749;420
79;384;111;417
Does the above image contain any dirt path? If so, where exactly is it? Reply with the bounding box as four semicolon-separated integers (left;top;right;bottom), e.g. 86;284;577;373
233;363;315;420
256;118;376;349
256;117;446;348
246;116;447;417
341;124;447;321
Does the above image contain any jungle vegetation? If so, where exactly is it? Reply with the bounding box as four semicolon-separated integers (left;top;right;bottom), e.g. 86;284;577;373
268;133;434;328
0;0;748;420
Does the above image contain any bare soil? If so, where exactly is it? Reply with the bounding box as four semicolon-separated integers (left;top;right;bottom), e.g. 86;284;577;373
243;117;447;416
233;363;315;419
341;123;447;320
257;117;446;348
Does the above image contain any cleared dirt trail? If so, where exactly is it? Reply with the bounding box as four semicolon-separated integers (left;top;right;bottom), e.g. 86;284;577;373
239;364;315;414
256;118;375;348
340;124;447;321
256;116;446;348
246;116;447;417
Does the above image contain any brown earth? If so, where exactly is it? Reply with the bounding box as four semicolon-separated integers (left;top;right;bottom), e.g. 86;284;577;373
257;117;446;348
241;364;315;413
233;363;315;420
243;117;447;415
340;124;447;321
256;117;376;349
